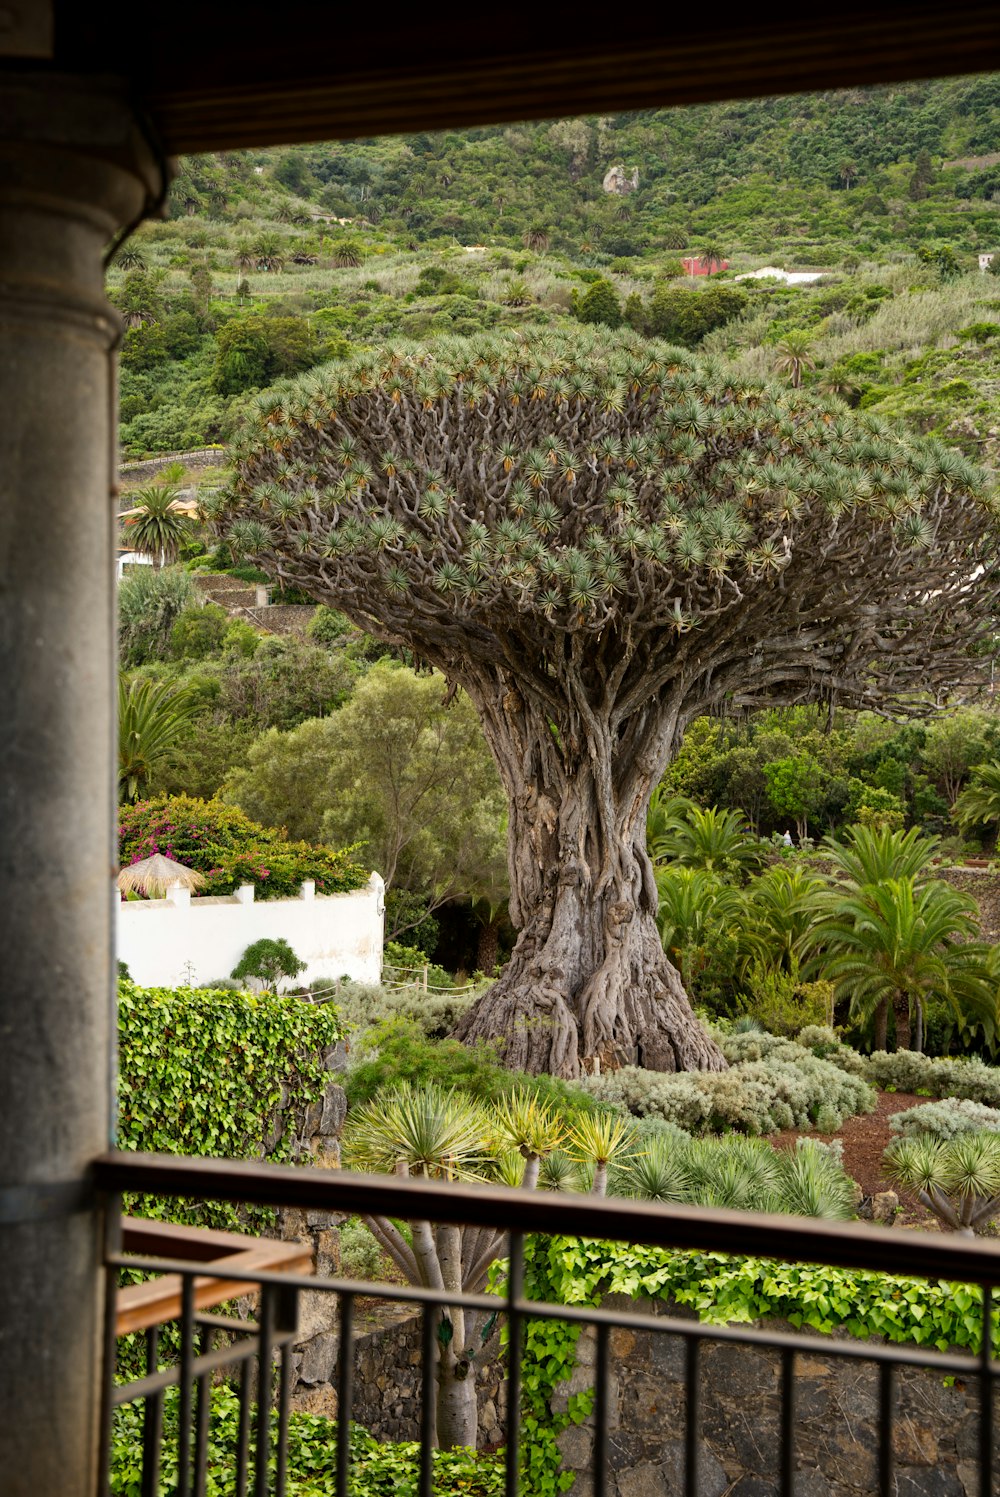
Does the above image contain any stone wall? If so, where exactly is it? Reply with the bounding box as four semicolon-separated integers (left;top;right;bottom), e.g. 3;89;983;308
120;448;228;481
557;1295;992;1497
937;865;1000;943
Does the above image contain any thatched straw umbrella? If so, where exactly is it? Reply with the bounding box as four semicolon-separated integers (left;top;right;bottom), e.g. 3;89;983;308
117;855;206;899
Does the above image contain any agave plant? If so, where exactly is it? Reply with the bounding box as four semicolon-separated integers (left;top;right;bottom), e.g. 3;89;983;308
612;1134;854;1219
884;1133;1000;1234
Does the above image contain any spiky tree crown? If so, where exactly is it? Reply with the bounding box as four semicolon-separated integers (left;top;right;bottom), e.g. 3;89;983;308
218;328;1000;720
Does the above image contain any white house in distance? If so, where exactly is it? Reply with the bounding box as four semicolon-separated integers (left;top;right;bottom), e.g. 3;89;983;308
735;266;826;285
979;253;995;271
118;873;385;990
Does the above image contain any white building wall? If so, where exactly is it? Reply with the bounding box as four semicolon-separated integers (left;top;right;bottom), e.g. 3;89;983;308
117;873;385;990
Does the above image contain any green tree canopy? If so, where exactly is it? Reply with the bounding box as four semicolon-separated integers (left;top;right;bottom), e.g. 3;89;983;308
222;663;508;929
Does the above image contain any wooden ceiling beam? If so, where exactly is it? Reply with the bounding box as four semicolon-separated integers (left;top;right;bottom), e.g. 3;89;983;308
29;3;1000;154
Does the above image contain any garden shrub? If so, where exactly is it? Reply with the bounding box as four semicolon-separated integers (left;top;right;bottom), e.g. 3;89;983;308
888;1096;1000;1140
581;1031;875;1134
738;967;834;1037
343;1017;603;1123
797;1025;875;1076
339;1219;388;1281
382;940;453;990
111;1387;503;1495
329;980;478;1039
861;1050;1000;1105
119;793;368;899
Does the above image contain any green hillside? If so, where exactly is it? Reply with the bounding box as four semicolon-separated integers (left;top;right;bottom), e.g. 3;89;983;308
113;75;1000;460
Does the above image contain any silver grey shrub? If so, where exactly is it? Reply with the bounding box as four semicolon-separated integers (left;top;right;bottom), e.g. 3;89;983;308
580;1033;875;1136
323;980;480;1039
889;1096;1000;1141
863;1051;1000;1105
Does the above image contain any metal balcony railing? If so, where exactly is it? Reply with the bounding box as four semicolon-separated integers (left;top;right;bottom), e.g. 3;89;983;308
94;1150;1000;1497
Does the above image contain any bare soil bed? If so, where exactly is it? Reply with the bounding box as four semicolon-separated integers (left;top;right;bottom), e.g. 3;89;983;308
773;1090;934;1229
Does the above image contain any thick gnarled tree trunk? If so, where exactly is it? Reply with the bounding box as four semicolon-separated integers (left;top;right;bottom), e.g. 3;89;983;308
455;673;726;1079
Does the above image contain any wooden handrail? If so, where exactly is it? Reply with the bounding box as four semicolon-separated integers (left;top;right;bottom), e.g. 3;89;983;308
96;1150;1000;1286
116;1215;313;1336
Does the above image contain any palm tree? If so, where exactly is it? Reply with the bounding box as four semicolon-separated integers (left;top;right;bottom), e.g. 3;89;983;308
120;485;195;567
822;824;940;887
699;245;725;274
839;160;858;190
118;676;201;803
522;226;550;253
954;762;1000;843
818;370;857;403
805;877;994;1052
738;864;828;977
649;795;762;876
330;239;363;268
654;864;746;991
114;246;146;272
773;331;816;388
233;240;256;276
253;234;285;272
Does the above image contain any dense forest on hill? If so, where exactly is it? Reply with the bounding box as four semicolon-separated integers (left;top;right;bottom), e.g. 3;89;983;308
112;74;1000;461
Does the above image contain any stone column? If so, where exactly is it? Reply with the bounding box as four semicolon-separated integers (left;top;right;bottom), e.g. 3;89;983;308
0;76;163;1496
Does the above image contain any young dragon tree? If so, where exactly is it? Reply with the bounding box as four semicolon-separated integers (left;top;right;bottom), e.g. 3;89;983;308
340;1085;580;1449
216;327;1000;1078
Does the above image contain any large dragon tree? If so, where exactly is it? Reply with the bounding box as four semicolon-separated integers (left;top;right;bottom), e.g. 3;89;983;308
216;328;1000;1078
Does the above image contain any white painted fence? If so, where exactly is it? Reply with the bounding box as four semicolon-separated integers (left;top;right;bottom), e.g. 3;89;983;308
117;873;385;990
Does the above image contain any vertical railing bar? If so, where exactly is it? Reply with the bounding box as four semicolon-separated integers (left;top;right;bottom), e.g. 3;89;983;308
235;1350;253;1497
981;1283;994;1497
593;1322;610;1497
141;1325;164;1497
336;1293;356;1497
96;1192;123;1497
193;1326;214;1497
505;1232;524;1497
780;1346;796;1497
177;1274;196;1497
419;1304;436;1497
877;1362;894;1497
255;1285;276;1497
275;1338;292;1497
684;1336;701;1497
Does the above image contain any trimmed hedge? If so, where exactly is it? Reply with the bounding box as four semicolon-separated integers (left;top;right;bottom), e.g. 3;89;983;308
117;981;343;1229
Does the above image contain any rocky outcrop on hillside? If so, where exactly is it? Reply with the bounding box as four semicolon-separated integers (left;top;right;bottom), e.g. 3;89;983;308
602;164;639;195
